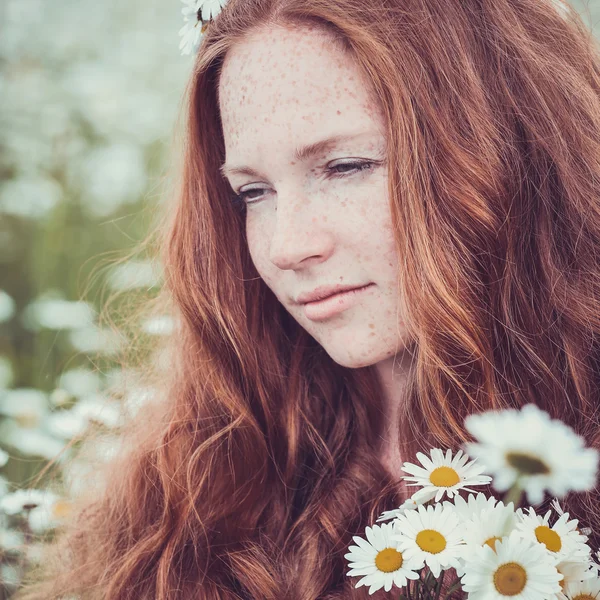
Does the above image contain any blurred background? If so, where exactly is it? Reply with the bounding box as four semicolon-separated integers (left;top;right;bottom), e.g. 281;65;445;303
0;0;599;596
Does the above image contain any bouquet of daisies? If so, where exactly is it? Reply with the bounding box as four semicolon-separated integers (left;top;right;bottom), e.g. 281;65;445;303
345;404;600;599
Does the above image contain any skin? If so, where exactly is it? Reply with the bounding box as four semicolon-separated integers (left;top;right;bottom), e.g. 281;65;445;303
218;24;416;478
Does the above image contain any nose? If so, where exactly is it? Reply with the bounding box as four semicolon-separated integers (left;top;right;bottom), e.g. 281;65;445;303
268;192;334;271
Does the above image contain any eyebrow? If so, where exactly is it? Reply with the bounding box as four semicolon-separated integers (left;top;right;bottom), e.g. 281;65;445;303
219;132;378;179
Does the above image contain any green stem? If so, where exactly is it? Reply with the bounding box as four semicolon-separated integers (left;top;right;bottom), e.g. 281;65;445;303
503;478;523;508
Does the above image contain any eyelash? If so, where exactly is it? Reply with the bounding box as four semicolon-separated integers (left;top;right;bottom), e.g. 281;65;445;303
229;160;378;208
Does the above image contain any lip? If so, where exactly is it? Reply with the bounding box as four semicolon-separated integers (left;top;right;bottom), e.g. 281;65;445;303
296;283;373;305
302;283;375;321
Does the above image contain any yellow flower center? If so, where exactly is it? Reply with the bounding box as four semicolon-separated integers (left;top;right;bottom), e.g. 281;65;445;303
534;526;562;552
505;452;550;475
493;562;528;596
52;500;72;519
484;536;502;551
572;595;596;600
429;466;461;487
416;529;447;554
375;548;404;573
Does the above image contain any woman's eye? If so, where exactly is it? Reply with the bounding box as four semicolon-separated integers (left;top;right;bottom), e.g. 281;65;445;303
230;160;377;207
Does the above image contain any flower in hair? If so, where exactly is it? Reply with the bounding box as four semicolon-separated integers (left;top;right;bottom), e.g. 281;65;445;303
179;0;229;56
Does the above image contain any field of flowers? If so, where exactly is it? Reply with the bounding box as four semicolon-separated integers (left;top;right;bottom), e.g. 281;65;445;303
0;0;193;595
1;0;600;597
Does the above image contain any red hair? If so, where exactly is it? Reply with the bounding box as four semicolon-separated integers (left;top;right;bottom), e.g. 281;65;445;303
15;0;600;598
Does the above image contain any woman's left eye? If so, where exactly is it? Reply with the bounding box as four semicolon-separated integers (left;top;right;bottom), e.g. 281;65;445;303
326;160;376;178
230;160;378;207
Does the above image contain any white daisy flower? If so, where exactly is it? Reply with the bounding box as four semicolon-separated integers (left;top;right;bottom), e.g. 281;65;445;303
555;557;598;600
461;529;563;599
559;576;600;600
392;502;464;578
376;497;420;523
401;448;492;504
464;404;599;505
179;0;229;56
515;508;591;563
552;498;593;537
444;491;499;523
461;500;519;555
179;17;203;57
344;522;423;595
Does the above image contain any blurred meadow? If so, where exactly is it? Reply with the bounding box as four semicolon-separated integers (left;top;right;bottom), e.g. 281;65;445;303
1;0;600;596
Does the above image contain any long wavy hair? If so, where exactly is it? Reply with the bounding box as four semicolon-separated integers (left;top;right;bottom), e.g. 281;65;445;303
15;0;600;598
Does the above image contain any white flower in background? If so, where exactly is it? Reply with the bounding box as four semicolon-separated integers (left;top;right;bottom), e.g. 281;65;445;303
559;576;600;600
0;388;48;428
21;294;96;331
107;259;161;291
0;290;16;322
122;385;155;418
464;404;599;504
401;448;491;504
392;503;464;578
72;394;122;429
444;491;499;523
344;522;423;595
0;448;9;468
0;176;63;220
57;368;101;398
461;530;563;599
515;508;591;563
0;488;56;516
76;142;147;218
0;488;71;533
376;497;420;523
49;388;72;408
0;419;67;461
68;325;124;355
141;314;175;336
0;562;21;591
27;496;72;533
0;527;24;553
43;408;89;440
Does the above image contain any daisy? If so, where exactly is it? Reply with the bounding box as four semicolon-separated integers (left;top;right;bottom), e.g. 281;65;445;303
464;404;599;505
515;507;591;563
444;491;499;523
555;557;598;600
401;448;492;504
392;502;464;578
376;497;420;523
179;0;229;56
461;500;519;555
461;530;563;599
344;522;423;595
559;576;600;600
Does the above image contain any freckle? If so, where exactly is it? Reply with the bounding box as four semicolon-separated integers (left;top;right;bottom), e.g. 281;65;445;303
369;323;375;329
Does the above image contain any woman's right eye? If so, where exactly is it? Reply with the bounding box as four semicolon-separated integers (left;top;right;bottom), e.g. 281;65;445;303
230;160;377;207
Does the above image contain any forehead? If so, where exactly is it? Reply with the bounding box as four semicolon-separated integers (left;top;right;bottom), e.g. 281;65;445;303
217;25;385;156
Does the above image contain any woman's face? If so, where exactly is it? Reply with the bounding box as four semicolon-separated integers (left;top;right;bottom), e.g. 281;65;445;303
218;25;411;369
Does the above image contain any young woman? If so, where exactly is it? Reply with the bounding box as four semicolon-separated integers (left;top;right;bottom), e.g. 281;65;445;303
16;0;600;598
